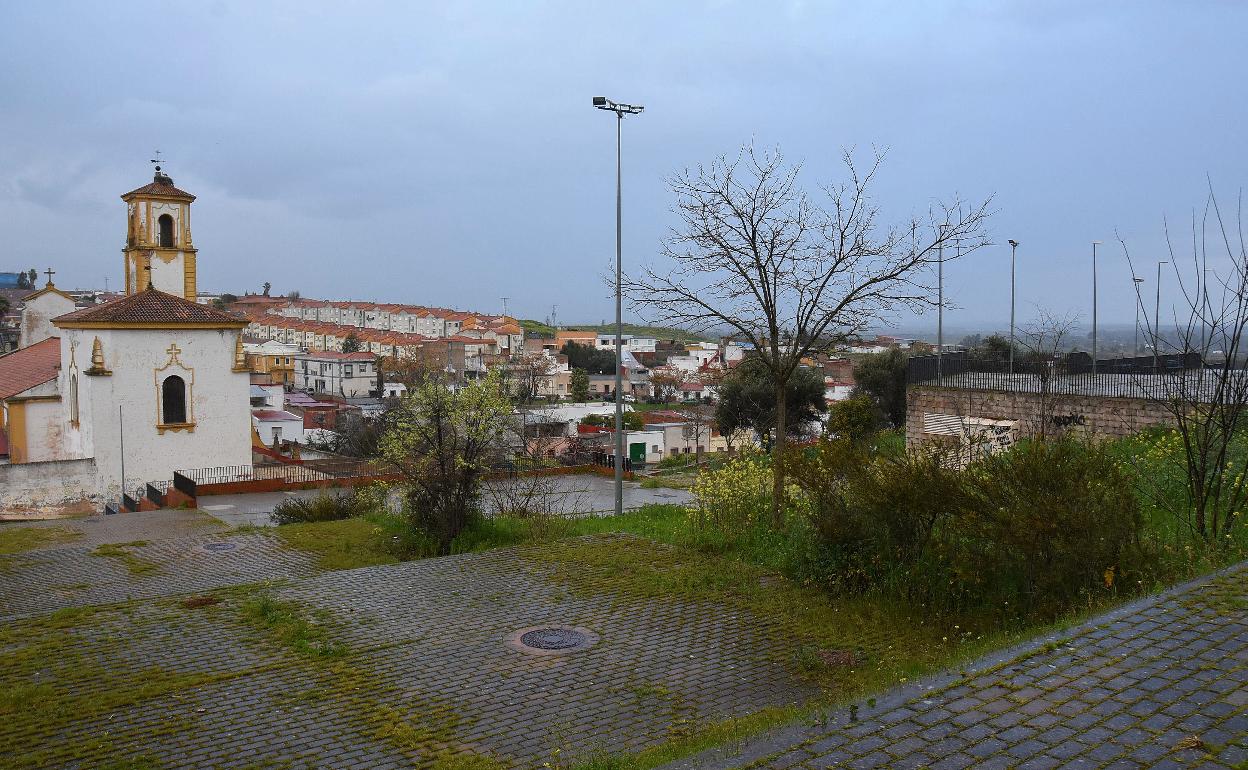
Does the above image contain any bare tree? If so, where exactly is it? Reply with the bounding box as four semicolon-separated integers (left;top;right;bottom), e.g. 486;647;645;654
649;366;686;403
1119;187;1248;543
624;145;991;524
1017;308;1082;440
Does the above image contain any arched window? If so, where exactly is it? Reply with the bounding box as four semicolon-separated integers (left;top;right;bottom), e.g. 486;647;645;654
158;214;175;247
69;373;79;425
162;375;187;424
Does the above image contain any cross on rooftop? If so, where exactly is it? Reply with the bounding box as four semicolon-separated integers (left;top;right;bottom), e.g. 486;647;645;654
44;267;55;285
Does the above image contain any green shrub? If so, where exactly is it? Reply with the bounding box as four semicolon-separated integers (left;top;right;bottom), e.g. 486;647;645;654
824;395;883;443
689;450;773;536
784;437;1145;620
270;487;378;525
785;440;969;595
958;439;1144;617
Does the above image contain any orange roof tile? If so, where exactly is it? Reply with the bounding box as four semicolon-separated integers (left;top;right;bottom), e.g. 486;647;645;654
56;288;246;327
0;337;60;400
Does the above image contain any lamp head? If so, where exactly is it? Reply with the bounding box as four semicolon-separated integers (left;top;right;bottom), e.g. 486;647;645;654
1008;239;1018;247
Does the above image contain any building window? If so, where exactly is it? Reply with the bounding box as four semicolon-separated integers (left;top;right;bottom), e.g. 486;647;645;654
158;214;175;247
344;365;354;378
162;375;187;424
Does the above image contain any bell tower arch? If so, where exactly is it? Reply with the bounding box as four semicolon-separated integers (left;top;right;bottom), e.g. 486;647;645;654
120;163;198;299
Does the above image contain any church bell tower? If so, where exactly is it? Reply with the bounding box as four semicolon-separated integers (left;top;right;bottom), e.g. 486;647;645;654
120;164;198;299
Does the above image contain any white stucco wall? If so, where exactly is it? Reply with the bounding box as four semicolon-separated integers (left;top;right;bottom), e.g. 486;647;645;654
0;458;99;509
20;291;76;348
253;414;304;445
62;326;251;494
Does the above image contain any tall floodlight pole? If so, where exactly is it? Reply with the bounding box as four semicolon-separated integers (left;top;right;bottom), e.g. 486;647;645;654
1133;276;1145;356
593;95;643;519
1092;241;1102;373
1155;261;1167;372
937;231;945;381
1008;240;1018;374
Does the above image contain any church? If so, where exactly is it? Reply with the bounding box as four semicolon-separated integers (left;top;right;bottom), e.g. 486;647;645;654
0;167;253;509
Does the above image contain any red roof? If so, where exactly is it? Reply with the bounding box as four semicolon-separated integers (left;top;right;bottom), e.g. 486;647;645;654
252;409;300;421
296;350;375;361
121;172;195;201
55;288;246;327
0;337;60;400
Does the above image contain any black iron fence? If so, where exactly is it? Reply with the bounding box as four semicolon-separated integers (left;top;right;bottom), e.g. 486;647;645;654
906;351;1207;399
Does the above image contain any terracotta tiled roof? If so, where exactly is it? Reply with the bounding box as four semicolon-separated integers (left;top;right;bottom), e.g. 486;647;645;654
296;351;375;361
0;337;60;400
55;288;246;327
252;409;300;421
121;172;195;201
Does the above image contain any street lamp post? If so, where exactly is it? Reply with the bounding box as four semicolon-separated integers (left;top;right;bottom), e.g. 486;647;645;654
1155;261;1167;372
937;229;945;381
1133;276;1145;356
592;95;643;519
1092;241;1102;373
1008;239;1018;374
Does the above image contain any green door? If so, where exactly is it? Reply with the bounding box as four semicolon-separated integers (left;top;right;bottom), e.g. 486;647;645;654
629;442;647;463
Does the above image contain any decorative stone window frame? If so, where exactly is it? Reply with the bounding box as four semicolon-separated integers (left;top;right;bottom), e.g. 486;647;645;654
155;343;196;434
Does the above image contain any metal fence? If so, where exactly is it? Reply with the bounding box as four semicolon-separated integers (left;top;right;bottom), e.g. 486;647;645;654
173;458;391;491
906;351;1210;399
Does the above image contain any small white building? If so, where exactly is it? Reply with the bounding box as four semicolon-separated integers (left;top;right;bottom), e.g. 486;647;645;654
595;334;657;354
252;409;304;446
295;351;378;397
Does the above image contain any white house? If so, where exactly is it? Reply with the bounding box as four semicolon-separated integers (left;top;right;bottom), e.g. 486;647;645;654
295;351;378;397
252;409;304;446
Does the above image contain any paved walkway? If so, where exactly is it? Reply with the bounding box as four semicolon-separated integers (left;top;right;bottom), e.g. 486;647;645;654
667;566;1248;770
0;515;808;769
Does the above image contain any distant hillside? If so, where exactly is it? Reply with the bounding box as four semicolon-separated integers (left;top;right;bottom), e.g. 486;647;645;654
520;319;711;343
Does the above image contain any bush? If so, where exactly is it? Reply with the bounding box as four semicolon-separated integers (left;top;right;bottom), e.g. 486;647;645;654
690;450;773;536
792;441;971;596
958;439;1143;617
824;395;883;443
783;437;1145;620
270;487;378;525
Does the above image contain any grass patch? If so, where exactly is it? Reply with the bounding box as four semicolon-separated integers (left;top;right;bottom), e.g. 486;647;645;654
0;525;82;555
90;541;158;575
238;594;347;658
273;516;400;571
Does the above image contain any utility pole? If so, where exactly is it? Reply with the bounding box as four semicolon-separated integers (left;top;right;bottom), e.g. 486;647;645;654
592;95;644;519
1155;261;1167;372
1092;241;1102;373
1008;240;1018;375
1133;276;1145;356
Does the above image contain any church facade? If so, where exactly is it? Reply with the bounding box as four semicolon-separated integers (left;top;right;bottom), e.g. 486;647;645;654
0;169;252;509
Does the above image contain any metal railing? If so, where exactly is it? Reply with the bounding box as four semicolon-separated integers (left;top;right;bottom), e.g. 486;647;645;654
173;458;393;489
907;352;1209;399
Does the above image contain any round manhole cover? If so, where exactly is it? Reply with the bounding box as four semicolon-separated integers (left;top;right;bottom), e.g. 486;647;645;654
200;542;238;553
520;628;587;650
506;625;599;655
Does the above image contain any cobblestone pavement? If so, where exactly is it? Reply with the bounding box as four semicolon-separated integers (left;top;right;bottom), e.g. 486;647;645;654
666;565;1248;770
0;508;227;548
0;517;813;769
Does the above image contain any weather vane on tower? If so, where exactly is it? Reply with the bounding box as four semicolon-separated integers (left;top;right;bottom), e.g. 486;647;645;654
150;149;165;173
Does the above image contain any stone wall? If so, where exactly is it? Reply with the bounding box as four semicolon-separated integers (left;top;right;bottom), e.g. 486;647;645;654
906;386;1176;449
0;457;99;511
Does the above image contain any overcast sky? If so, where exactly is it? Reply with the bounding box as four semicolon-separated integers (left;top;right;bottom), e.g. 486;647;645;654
2;1;1245;332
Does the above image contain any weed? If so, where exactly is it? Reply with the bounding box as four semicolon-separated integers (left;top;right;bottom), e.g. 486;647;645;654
0;526;82;555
